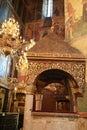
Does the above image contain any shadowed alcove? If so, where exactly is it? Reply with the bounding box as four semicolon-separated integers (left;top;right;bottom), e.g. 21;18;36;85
33;69;79;113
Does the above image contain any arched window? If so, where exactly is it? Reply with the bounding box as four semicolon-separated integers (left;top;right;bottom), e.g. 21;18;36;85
0;0;11;21
0;53;12;78
42;0;53;18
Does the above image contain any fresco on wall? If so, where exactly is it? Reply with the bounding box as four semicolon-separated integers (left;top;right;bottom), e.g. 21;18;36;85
25;0;65;41
25;21;41;41
65;0;87;41
25;0;43;22
53;0;65;40
53;0;64;17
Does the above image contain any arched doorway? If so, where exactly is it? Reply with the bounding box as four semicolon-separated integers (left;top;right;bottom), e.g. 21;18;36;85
33;69;79;113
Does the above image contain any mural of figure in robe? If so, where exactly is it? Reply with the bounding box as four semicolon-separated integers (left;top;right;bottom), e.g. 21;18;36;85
65;0;76;40
82;0;87;21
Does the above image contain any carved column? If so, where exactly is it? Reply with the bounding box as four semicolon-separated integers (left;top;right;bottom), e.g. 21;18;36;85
72;88;80;113
23;83;35;130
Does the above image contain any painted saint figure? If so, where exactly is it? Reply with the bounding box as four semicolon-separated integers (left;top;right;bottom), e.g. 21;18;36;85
66;0;76;40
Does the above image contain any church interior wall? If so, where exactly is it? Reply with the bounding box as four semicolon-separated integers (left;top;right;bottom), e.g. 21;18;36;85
0;0;87;130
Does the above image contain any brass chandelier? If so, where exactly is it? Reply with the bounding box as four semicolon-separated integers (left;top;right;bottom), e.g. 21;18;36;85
0;16;36;56
0;16;36;93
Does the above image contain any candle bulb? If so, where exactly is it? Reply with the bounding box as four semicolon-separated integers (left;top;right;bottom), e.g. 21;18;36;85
14;87;17;100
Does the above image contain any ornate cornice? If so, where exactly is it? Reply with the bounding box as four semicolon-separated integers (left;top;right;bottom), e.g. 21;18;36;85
27;52;85;61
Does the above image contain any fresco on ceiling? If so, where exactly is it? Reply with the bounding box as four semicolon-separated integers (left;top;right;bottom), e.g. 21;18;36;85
65;0;87;41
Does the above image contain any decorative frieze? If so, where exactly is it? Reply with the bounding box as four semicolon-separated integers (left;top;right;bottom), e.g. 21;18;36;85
28;60;85;91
